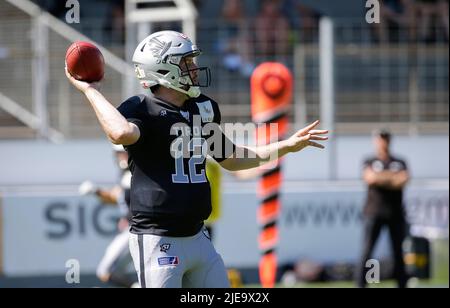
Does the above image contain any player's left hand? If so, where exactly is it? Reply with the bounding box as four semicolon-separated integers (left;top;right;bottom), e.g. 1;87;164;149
286;120;328;153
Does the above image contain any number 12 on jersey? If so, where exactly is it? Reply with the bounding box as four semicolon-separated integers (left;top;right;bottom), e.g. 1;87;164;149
171;137;208;184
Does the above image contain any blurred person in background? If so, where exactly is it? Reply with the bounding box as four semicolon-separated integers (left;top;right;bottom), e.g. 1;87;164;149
294;2;321;43
374;0;416;43
79;144;137;288
283;0;321;44
415;0;449;42
104;0;125;44
254;0;291;60
356;130;410;288
220;0;255;76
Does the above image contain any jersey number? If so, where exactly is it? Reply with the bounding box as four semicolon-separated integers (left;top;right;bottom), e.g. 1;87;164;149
172;138;207;184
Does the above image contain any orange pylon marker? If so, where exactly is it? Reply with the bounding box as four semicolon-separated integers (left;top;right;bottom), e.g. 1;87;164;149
251;63;293;288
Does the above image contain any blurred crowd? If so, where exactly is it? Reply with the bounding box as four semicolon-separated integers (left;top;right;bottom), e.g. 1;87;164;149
218;0;448;76
218;0;323;76
32;0;449;47
375;0;449;44
30;0;448;77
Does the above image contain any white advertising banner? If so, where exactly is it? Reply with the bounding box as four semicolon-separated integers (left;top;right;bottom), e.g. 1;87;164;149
1;195;121;276
0;183;448;275
215;183;449;268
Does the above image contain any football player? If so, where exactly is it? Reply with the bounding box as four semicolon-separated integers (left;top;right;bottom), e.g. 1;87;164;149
66;30;328;288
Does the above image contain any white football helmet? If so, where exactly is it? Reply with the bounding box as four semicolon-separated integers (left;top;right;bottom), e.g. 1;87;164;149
132;31;211;98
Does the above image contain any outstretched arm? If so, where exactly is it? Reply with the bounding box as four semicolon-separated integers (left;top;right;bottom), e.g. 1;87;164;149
219;120;328;171
65;68;140;145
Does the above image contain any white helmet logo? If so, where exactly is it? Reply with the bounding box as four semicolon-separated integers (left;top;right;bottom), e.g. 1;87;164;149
149;37;172;59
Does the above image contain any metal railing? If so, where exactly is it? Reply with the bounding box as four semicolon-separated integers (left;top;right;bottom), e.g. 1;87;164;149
0;1;448;139
199;18;449;132
0;0;137;140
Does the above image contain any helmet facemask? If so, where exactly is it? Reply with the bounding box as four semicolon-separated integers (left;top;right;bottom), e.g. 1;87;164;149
166;52;211;98
177;55;211;88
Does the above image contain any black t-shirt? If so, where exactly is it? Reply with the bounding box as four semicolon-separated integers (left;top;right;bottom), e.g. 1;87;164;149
363;156;408;218
117;94;235;236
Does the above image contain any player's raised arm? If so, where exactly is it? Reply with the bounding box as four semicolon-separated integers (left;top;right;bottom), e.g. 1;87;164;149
219;120;328;171
65;67;140;145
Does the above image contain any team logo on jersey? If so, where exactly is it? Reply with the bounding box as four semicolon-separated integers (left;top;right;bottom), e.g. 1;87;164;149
160;110;167;117
180;110;190;121
196;101;214;123
158;256;179;266
389;161;403;172
372;160;384;172
160;243;171;252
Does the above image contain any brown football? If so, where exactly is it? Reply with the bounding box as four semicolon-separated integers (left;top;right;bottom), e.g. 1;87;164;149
65;41;104;82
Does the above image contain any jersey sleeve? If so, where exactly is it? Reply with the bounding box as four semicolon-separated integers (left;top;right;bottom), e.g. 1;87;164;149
117;95;150;143
208;99;236;163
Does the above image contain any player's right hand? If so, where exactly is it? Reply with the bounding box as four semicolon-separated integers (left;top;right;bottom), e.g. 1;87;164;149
79;180;98;195
65;66;100;93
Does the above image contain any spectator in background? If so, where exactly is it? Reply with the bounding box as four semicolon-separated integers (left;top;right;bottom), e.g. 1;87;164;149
415;0;449;42
356;130;410;288
374;0;416;43
295;2;321;43
109;0;125;44
283;0;321;43
220;0;255;76
33;0;66;19
254;0;291;59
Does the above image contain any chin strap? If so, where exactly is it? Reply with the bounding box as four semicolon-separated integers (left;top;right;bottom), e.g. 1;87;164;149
156;73;201;98
163;80;201;98
137;70;202;98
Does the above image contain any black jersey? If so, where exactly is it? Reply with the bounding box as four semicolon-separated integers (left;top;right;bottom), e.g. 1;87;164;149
363;156;408;218
118;94;235;236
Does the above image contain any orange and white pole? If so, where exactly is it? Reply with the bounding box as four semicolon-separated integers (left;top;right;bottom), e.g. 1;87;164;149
251;63;293;288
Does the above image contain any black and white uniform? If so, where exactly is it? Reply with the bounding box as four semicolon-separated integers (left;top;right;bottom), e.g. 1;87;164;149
357;156;409;288
118;94;235;288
